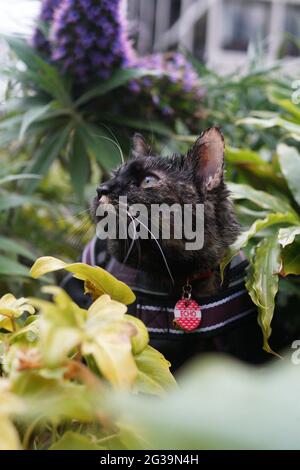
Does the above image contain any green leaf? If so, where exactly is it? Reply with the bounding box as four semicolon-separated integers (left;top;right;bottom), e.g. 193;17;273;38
0;236;35;260
0;174;41;186
69;130;90;202
269;91;300;121
228;182;293;213
133;346;176;395
0;416;21;450
282;242;300;276
19;103;52;140
226;146;267;165
30;256;136;305
124;314;149;355
75;68;158;107
245;235;281;354
50;431;103;450
278;226;300;248
0;254;29;276
220;212;296;279
238;115;300;140
0;193;47;211
24;125;71;192
102;114;172;137
6;36;72;106
83;295;137;389
277;144;300;207
78;123;123;173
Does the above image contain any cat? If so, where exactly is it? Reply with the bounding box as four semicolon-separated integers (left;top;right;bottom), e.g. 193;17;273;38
64;127;270;370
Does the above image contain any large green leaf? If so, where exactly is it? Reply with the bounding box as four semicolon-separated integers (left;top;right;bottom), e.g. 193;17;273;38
0;174;40;186
277;144;300;207
24;125;71;191
269;91;300;121
220;212;296;279
0;193;48;211
19;103;52;140
228;182;293;213
30;256;136;305
282;242;300;276
238;115;300;141
0;236;35;260
75;68;158;107
278;226;300;248
78;123;123;172
0;254;29;276
245;235;281;353
0;416;21;450
133;346;176;395
102;114;172;137
69;129;90;202
6;36;72;106
226;146;267;165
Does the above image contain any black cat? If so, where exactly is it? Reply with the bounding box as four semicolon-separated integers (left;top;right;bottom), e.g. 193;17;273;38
63;128;270;370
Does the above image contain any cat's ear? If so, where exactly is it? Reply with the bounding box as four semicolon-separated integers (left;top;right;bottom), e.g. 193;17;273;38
187;127;224;191
132;133;151;158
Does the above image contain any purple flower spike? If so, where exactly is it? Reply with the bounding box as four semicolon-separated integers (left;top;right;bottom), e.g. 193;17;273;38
49;0;136;83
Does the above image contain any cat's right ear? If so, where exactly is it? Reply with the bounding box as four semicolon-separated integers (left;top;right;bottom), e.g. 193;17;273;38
186;127;224;191
131;133;151;158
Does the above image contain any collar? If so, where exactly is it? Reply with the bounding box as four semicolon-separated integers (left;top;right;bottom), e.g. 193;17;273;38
80;237;256;336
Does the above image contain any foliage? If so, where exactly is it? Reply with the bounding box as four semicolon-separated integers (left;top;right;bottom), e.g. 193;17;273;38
220;90;300;354
0;256;175;449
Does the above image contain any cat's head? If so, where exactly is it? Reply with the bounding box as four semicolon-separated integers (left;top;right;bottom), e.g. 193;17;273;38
92;127;240;279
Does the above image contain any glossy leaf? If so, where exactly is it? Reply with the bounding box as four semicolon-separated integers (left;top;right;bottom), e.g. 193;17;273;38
277;144;300;207
245;235;281;354
133;346;176;395
282;242;300;276
220;212;296;279
0;416;21;450
228;182;293;213
278;226;300;248
69;130;90;202
30;256;136;305
75;68;158;107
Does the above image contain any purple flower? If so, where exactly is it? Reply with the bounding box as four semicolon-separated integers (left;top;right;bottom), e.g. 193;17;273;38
49;0;136;82
32;0;62;55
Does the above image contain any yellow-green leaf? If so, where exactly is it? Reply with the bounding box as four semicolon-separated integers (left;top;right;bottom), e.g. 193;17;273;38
133;346;176;395
0;416;21;450
30;256;135;305
82;326;137;389
124;314;149;355
245;235;281;354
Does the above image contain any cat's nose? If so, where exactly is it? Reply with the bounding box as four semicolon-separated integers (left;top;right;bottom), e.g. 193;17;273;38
96;184;110;198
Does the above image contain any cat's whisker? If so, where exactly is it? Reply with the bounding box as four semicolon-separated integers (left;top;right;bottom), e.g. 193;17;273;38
133;216;175;286
122;210;138;266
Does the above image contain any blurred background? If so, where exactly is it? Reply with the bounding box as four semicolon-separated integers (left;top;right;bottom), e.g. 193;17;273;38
1;0;300;70
128;0;300;71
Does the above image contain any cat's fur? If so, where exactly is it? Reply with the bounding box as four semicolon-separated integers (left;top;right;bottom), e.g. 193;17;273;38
92;127;240;291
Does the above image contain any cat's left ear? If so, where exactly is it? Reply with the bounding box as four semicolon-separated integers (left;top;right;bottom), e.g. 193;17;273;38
132;133;151;158
187;127;224;191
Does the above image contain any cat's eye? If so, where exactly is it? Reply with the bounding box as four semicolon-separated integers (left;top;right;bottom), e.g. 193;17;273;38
140;175;159;188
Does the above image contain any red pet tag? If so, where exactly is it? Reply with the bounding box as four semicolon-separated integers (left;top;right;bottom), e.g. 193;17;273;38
174;282;202;332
